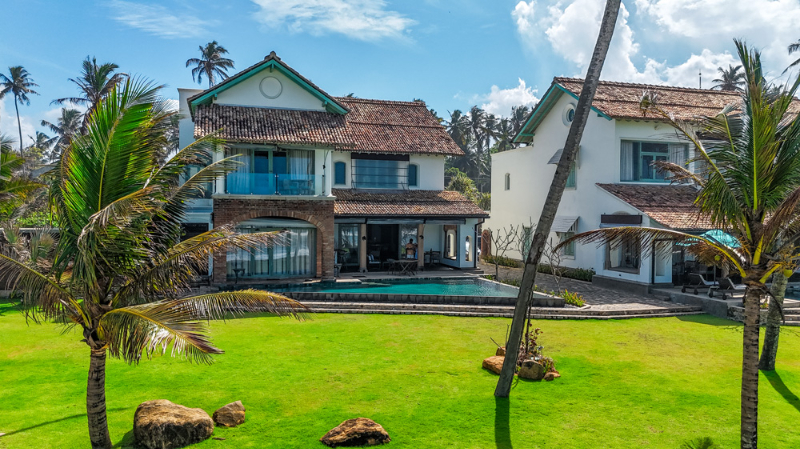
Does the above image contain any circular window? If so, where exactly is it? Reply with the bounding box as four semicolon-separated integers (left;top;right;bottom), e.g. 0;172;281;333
563;104;576;125
259;76;283;99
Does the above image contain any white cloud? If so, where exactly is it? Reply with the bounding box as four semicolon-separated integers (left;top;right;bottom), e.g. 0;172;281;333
0;98;36;148
251;0;416;41
475;78;539;117
109;0;214;39
512;0;742;87
41;102;86;125
635;0;800;73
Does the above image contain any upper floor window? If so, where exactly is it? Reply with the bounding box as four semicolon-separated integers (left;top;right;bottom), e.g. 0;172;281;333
334;161;346;185
620;140;688;182
504;173;511;190
408;164;419;187
351;153;409;189
226;147;316;195
565;163;577;188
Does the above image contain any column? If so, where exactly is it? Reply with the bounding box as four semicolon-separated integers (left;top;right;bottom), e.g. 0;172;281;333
359;223;368;273
417;224;425;269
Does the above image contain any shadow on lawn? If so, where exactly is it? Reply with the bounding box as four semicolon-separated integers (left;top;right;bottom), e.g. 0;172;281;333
764;370;800;414
495;397;513;449
0;408;129;438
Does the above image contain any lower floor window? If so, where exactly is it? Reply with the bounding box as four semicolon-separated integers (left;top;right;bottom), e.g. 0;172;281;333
606;238;640;272
557;231;575;257
227;224;316;278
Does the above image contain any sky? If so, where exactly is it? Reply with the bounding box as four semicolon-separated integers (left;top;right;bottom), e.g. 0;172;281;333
1;0;799;148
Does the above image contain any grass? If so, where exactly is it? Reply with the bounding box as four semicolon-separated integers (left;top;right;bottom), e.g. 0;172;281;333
1;301;800;448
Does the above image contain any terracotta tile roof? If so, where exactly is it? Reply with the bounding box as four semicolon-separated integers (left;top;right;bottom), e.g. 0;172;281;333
333;189;488;218
597;183;713;231
195;98;463;156
556;77;746;121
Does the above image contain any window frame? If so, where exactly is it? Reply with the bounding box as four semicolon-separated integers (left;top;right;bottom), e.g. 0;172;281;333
620;140;688;183
504;173;511;191
334;161;347;186
407;163;419;188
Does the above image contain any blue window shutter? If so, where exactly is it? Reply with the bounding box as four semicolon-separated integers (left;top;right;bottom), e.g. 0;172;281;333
334;161;346;185
408;164;418;187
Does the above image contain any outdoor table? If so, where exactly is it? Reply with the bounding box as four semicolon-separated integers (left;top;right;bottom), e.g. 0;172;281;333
394;259;417;276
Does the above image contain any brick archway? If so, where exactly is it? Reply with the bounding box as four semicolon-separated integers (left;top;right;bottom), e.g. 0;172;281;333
212;198;335;283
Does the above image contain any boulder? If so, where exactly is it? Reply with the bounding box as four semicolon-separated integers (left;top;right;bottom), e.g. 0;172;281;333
134;400;214;449
495;347;506;356
320;418;391;447
213;401;246;427
518;360;546;380
544;370;561;381
482;356;505;374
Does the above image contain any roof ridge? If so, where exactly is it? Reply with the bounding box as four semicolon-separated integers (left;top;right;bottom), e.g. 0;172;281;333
554;77;741;95
336;97;427;106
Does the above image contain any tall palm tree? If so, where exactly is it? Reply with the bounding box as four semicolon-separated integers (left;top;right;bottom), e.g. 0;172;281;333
52;56;126;129
494;118;515;152
0;135;42;219
0;66;39;154
510;105;531;136
186;41;235;88
467;106;486;150
788;39;800;70
712;64;745;91
0;78;306;449
495;0;622;398
564;41;800;449
41;108;82;161
445;110;470;150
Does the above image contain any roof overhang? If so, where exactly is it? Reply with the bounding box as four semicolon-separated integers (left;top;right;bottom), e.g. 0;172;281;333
513;81;612;144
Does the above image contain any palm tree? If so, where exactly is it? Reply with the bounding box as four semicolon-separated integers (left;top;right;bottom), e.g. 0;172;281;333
510;105;531;136
52;56;126;128
24;131;54;167
788;39;800;70
495;0;622;398
0;66;39;154
0;135;42;219
186;41;235;88
467;106;486;151
0;78;306;449
494;118;515;152
445;110;470;150
712;64;745;91
41;108;82;161
564;41;800;449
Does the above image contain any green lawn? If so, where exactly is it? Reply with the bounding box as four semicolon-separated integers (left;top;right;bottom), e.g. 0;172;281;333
1;301;799;449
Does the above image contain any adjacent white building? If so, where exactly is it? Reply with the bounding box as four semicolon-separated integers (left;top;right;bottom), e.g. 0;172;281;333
486;78;736;291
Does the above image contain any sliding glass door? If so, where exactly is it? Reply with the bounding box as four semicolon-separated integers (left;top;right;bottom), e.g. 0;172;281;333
226;219;317;279
226;147;316;195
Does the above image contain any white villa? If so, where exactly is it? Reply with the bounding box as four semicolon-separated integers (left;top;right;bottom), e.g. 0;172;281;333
486;78;739;292
178;52;487;284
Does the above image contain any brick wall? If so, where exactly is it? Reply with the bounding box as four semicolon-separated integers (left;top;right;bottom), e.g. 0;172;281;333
212;197;336;283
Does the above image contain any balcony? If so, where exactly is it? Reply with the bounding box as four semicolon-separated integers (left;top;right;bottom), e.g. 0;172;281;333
225;173;323;196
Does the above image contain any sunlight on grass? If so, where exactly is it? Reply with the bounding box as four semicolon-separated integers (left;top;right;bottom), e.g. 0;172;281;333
1;303;799;448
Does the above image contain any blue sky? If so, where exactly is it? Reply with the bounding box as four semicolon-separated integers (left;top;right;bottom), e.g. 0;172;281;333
2;0;799;147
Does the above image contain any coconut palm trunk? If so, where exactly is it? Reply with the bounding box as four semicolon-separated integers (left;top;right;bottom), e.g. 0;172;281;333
87;348;112;449
13;97;23;156
759;270;790;371
741;284;763;449
494;0;621;397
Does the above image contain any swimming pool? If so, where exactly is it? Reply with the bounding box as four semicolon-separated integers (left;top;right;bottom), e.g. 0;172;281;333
273;277;518;297
266;277;521;305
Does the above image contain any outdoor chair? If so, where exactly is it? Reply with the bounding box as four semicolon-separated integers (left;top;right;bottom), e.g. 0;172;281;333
718;277;746;300
368;251;381;271
682;273;718;296
430;251;441;266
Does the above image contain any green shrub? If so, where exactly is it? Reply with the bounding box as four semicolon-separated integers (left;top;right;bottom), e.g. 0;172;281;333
560;289;585;307
536;264;595;282
483;255;520;268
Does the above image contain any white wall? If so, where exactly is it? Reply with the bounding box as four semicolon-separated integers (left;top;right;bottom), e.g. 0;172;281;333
487;92;683;285
330;151;446;191
213;69;327;111
178;88;203;150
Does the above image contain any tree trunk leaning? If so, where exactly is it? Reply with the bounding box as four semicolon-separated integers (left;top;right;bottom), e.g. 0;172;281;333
87;348;113;449
759;270;789;371
740;286;761;449
14;97;24;156
494;0;622;398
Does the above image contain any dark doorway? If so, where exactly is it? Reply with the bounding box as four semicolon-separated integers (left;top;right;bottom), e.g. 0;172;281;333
367;224;399;262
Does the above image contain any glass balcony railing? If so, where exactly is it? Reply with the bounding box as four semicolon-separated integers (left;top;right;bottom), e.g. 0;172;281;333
225;173;322;196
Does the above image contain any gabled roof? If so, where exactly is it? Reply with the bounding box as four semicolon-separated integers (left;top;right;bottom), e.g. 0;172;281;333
333;189;488;218
597;183;712;231
187;51;348;116
514;77;750;144
195;97;463;155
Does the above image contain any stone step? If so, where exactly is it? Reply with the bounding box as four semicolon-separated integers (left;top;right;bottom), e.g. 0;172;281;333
305;307;706;320
300;301;700;317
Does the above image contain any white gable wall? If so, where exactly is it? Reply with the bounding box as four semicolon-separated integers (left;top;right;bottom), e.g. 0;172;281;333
212;69;327;111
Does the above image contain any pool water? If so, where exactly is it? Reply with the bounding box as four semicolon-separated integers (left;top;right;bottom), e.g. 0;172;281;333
272;277;519;297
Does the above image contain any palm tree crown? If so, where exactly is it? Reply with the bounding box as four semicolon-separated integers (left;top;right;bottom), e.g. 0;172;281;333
0;66;39;153
40;108;83;161
52;56;126;128
712;64;745;91
186;41;235;88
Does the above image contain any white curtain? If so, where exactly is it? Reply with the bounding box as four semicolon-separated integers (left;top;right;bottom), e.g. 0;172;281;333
228;148;251;194
620;141;634;181
228;226;316;279
669;143;686;166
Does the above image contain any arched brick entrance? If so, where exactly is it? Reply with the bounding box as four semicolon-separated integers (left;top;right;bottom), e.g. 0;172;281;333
212;197;335;283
